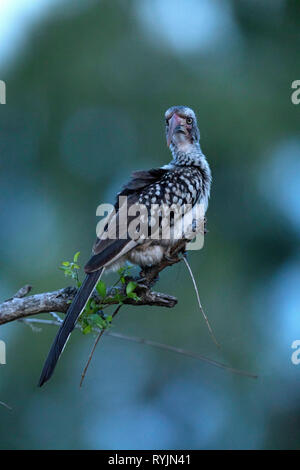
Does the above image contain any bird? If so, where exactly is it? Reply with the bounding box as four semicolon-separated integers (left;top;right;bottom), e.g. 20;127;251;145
38;105;212;386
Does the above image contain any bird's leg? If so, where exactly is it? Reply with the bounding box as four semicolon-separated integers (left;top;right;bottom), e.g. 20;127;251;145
135;268;155;285
164;240;187;263
135;273;147;284
164;248;181;263
137;266;160;288
136;240;186;287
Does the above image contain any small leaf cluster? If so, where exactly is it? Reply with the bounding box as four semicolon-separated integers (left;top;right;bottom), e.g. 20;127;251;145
80;299;112;335
59;254;140;335
118;266;140;302
59;251;81;286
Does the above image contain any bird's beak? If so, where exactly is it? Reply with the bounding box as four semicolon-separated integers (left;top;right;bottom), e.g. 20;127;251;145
167;113;183;147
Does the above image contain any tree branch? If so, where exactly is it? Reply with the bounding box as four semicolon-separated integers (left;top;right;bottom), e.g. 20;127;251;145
0;285;179;325
0;241;187;326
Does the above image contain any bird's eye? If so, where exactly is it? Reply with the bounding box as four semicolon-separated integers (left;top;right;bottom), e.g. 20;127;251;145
186;117;193;125
165;118;169;125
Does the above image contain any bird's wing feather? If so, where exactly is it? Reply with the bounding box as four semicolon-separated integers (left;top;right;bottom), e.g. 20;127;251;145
85;168;169;273
116;168;168;197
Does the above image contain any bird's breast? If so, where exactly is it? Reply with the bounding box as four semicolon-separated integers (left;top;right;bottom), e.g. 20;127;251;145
127;243;165;267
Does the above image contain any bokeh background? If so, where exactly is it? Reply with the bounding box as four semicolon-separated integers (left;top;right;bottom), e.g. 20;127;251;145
0;0;300;450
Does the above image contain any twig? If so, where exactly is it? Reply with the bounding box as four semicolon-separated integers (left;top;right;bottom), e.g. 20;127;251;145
182;255;220;348
49;312;63;322
20;320;42;333
22;318;257;380
108;331;257;379
22;318;62;327
13;285;32;298
79;304;123;387
5;284;32;302
0;400;12;411
79;330;106;388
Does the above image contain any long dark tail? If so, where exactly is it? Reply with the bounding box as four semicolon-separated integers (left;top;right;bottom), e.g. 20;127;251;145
38;269;103;387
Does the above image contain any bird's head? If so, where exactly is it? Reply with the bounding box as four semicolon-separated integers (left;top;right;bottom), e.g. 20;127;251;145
165;106;200;153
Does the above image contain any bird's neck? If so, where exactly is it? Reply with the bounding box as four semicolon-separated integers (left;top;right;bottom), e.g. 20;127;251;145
170;142;206;167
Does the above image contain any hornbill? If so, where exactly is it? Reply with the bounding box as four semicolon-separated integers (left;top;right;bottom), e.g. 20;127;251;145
38;106;212;386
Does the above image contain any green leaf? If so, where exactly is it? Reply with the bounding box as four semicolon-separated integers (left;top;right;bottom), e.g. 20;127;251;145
96;280;106;298
113;293;126;303
62;261;70;266
82;325;92;335
127;292;140;301
126;281;137;295
73;251;80;262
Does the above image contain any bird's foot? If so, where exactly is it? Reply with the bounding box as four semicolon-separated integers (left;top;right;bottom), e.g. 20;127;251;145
164;254;180;263
164;249;181;264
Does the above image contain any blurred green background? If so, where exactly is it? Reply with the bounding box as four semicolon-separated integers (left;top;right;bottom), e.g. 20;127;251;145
0;0;300;450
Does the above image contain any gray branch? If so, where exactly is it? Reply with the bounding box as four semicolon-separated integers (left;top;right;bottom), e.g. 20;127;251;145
0;285;178;325
0;242;188;326
22;318;257;379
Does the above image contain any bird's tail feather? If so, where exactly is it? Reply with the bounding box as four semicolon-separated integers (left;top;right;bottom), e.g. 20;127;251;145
38;269;103;387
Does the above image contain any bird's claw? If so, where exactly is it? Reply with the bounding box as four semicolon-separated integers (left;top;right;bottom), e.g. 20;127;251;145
164;253;181;263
